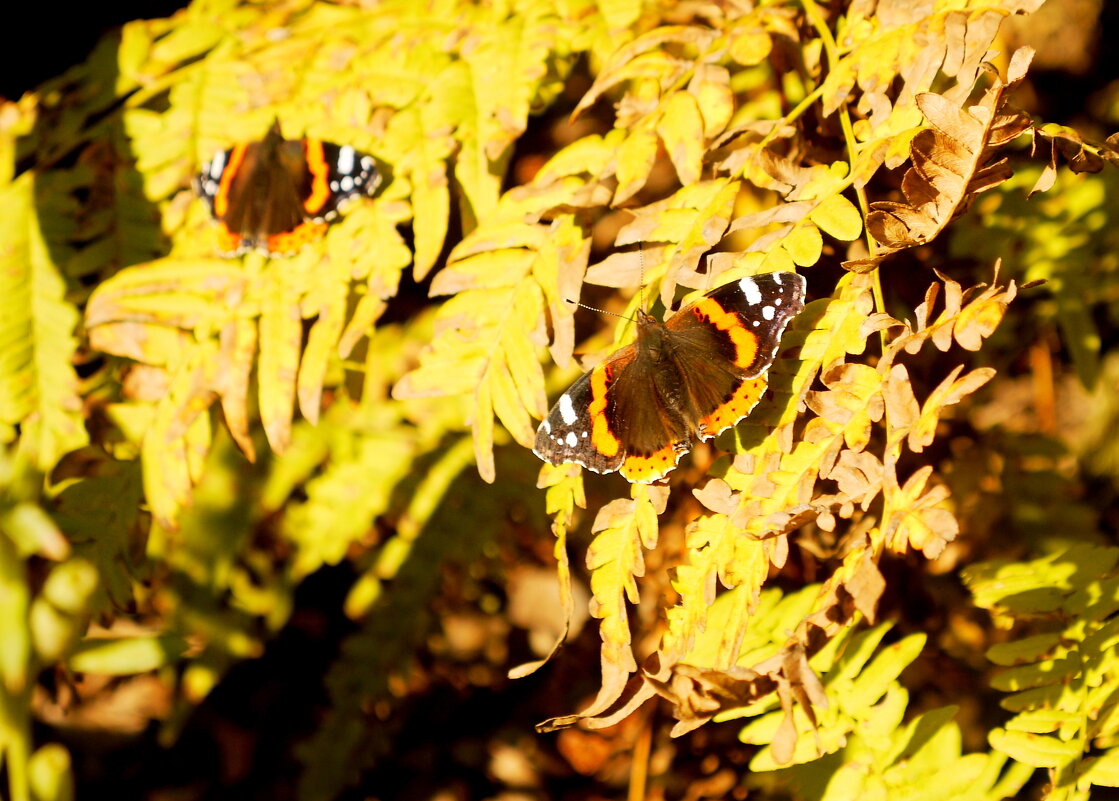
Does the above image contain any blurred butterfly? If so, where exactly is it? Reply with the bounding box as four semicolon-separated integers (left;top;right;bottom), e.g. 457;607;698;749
195;121;381;256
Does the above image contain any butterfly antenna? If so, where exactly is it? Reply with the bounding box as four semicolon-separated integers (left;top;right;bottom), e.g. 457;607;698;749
638;246;646;311
562;297;636;322
561;246;649;321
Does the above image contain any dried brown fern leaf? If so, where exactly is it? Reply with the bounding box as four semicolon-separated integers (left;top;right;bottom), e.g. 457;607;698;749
1028;124;1119;197
853;47;1034;265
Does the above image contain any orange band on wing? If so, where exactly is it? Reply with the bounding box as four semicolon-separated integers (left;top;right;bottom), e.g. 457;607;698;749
692;297;759;369
302;139;332;215
620;443;681;483
265;220;328;254
700;376;768;437
213;144;248;218
217;222;244;254
588;365;621;459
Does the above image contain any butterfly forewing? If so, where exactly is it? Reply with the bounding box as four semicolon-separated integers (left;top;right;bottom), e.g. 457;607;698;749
308;141;381;218
666;272;806;378
667;272;806;440
533;361;628;475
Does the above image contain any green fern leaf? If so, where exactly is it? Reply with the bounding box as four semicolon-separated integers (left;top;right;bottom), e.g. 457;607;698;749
966;544;1119;796
258;265;303;454
0;174;88;470
395;207;582;480
55;462;145;610
536;484;664;729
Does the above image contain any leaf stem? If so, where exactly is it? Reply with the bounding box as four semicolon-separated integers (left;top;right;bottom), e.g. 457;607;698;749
627;713;653;801
802;0;887;333
758;83;826;150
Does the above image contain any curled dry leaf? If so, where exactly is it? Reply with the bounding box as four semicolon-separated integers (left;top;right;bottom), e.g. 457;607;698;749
648;640;826;746
827;449;885;510
886;466;959;559
874;271;1019;366
1029;123;1119;197
858;48;1035;261
647;663;773;737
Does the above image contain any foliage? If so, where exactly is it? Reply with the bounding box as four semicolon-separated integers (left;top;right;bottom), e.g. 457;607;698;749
1;0;1118;799
965;545;1119;801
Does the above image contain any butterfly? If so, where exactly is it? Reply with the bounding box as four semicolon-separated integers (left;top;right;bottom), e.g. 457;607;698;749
195;121;381;256
533;272;806;482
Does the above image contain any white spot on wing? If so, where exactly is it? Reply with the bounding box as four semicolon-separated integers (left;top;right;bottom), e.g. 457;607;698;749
773;273;783;285
338;145;355;173
739;276;762;305
208;150;226;180
565;431;578;447
763;305;775;320
558;394;577;425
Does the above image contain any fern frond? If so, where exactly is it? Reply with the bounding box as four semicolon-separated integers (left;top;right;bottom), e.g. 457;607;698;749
867;271;1019;361
590;485;664;711
965;544;1119;798
280;417;418;581
1030;124;1119;197
950;165;1119;387
653;584;935;769
769;700;1034;800
510;463;584;679
139;340;218;527
55;462;145;610
0;174;88;470
394;206;590;481
589;179;741;308
823;3;1039;121
863;48;1034;259
717;275;876;537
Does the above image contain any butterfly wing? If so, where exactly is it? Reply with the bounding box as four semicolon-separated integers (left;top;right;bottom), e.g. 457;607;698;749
533;337;696;483
663;271;806;439
300;140;382;220
533;347;635;476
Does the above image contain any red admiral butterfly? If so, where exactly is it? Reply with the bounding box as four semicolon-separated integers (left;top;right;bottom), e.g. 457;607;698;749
534;272;806;482
195;121;381;256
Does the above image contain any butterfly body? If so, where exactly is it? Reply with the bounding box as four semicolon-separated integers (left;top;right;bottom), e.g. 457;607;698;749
534;272;806;482
195;121;381;256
